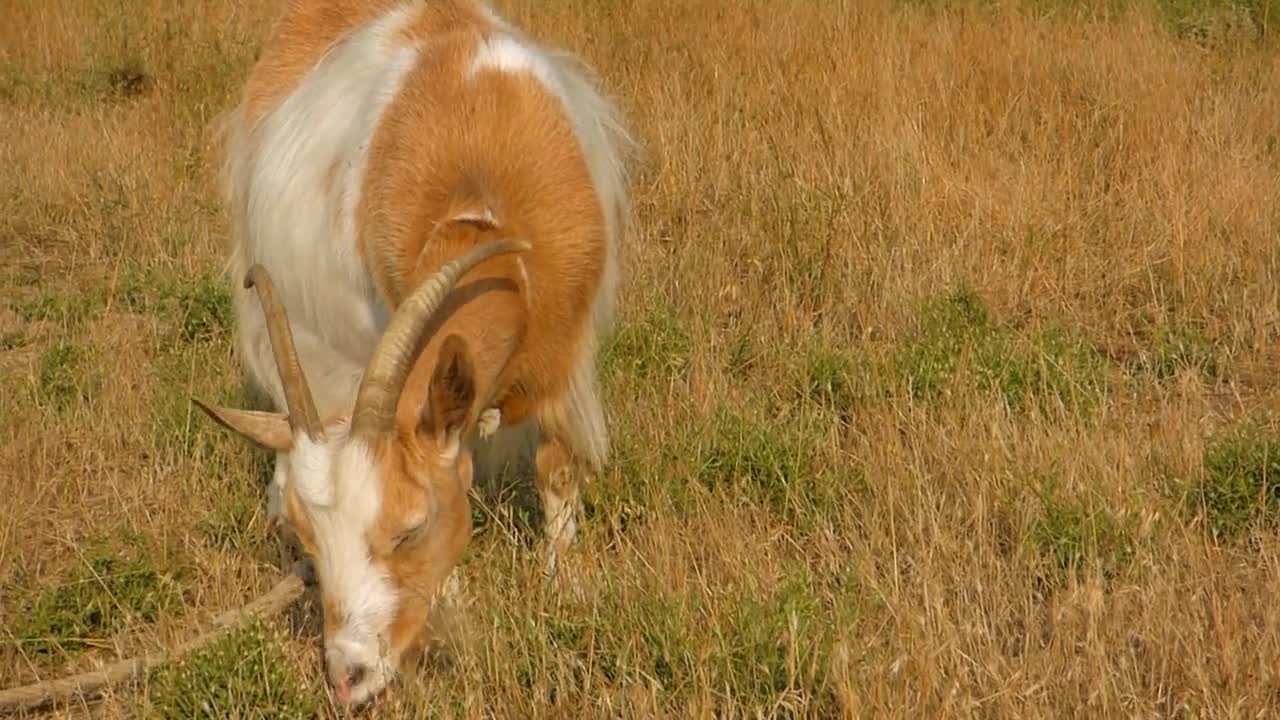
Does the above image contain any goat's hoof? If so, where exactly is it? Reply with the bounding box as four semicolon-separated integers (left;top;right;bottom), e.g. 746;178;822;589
477;407;501;439
541;533;575;585
540;546;587;599
542;549;560;582
547;507;578;550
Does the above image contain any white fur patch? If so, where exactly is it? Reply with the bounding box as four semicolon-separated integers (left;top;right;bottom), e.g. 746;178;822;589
317;442;393;617
514;256;533;313
290;434;337;507
225;4;424;421
477;407;502;438
267;451;290;521
469;34;560;91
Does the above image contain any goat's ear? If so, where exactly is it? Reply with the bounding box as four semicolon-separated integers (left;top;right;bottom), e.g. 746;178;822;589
192;398;294;451
419;334;476;459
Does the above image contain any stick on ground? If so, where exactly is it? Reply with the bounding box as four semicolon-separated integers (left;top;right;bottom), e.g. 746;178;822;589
0;574;306;715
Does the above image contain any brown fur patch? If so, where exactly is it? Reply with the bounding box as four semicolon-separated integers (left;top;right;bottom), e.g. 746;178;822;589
365;442;473;659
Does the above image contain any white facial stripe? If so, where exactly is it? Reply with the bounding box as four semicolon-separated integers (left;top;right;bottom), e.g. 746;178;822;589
310;441;397;636
286;430;398;690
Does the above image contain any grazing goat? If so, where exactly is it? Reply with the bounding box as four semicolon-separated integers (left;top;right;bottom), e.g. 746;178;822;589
193;0;633;705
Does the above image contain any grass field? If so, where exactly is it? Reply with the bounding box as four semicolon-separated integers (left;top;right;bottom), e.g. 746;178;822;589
3;0;1280;717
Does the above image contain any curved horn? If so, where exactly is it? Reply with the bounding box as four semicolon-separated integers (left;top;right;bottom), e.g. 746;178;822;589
350;238;531;440
244;264;325;441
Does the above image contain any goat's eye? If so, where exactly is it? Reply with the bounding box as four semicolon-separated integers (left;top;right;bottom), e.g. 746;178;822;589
393;523;427;551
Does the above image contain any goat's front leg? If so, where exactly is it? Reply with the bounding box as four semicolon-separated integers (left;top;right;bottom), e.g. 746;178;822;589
534;435;584;581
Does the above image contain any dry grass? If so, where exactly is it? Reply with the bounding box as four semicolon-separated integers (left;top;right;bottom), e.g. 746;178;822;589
3;0;1280;717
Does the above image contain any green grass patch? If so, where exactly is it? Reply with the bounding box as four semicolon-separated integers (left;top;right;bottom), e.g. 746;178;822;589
1030;324;1109;410
0;0;148;106
581;426;663;542
135;270;270;558
140;619;318;720
0;0;256;112
14;284;106;327
506;562;851;714
688;405;852;526
1156;0;1275;44
0;330;25;351
70;58;152;102
10;269;230;345
198;469;271;555
894;287;1106;414
0;61;31;102
147;348;245;459
117;268;232;346
600;299;691;384
134;269;239;459
1186;421;1280;541
1027;479;1137;588
527;582;696;696
1138;319;1221;382
709;565;846;713
693;407;815;510
36;340;98;413
894;286;1000;402
10;531;190;657
789;340;873;423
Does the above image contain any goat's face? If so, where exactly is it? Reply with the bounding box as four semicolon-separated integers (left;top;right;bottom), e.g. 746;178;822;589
198;336;476;704
195;240;528;705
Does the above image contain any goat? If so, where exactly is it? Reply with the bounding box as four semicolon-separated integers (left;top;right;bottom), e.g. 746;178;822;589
192;0;633;705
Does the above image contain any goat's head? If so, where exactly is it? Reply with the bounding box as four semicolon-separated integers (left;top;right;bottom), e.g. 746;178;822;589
194;238;529;705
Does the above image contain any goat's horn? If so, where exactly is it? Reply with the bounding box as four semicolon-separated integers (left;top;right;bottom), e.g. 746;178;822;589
350;238;531;440
244;264;325;441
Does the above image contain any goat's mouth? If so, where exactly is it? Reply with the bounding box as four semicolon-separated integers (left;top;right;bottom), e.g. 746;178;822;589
331;661;394;706
327;638;399;707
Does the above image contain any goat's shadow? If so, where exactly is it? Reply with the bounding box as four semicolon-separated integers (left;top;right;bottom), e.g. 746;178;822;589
466;420;547;549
